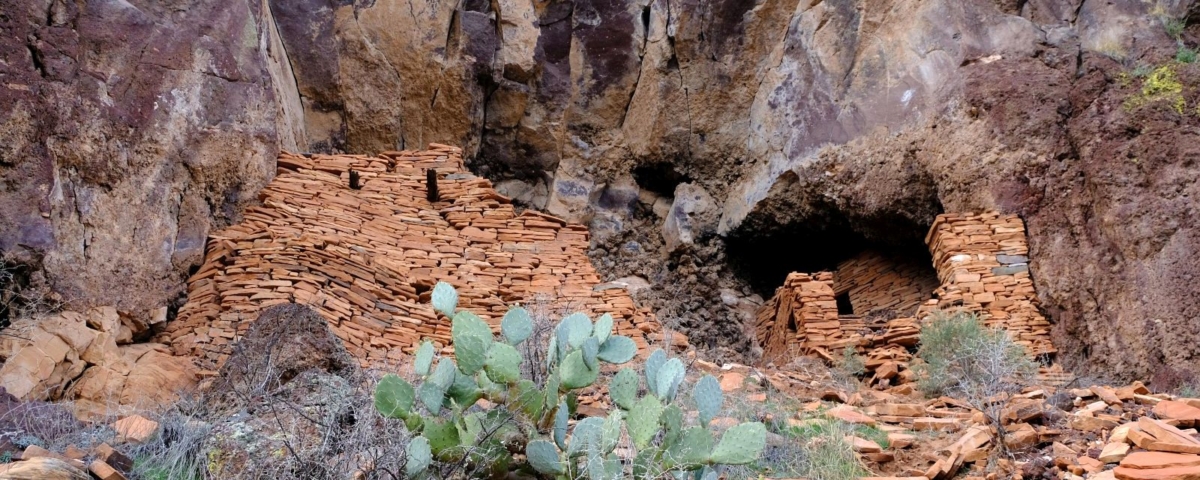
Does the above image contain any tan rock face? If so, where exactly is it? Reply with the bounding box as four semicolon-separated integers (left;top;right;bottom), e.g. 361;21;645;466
0;308;197;419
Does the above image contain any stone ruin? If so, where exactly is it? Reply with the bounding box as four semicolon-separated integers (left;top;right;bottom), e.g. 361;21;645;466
159;145;684;373
755;212;1065;386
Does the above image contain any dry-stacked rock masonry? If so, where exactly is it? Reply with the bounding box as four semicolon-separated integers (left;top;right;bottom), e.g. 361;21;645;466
756;212;1058;384
161;145;682;371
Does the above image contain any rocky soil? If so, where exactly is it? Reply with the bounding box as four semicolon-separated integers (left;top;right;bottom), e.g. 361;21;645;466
3;0;1200;383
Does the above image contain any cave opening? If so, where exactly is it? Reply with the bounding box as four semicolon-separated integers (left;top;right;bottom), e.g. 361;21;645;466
725;207;942;318
633;161;691;197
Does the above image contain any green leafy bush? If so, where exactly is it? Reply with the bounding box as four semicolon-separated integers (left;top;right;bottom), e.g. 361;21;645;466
1166;17;1187;40
1177;46;1198;64
374;282;767;479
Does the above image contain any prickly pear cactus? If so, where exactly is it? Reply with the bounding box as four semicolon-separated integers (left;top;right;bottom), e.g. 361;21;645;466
610;347;768;479
372;282;766;479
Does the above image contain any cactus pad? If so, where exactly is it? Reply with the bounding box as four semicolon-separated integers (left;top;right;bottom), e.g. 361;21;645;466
582;336;600;370
645;349;667;396
628;395;665;449
373;374;414;419
655;358;685;402
452;310;493;346
692;374;723;426
596;335;637;364
553;400;569;449
665;427;713;470
593;313;614;344
454;333;491;375
484;342;522;384
423;418;462;458
560;312;593;348
405;436;432;477
510;380;545;419
608;368;639;410
431;281;459;317
526;439;565;475
709;422;766;465
413;340;435;376
560;350;600;389
567;417;605;457
418;380;447;414
501;306;534;345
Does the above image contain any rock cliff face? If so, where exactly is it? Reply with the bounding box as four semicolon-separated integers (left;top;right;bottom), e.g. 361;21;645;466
2;0;1198;380
0;0;300;317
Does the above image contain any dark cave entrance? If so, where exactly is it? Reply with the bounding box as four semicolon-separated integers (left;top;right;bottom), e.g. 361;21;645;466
633;162;691;197
725;206;942;317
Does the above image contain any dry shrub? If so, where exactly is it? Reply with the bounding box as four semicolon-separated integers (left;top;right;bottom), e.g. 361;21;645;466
914;310;1038;456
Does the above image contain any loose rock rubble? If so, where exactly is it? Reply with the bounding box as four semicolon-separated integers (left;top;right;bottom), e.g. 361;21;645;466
704;351;1200;480
0;411;151;480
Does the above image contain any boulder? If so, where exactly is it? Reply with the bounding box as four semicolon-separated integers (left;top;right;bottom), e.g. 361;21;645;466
0;457;90;480
203;370;353;477
0;308;197;418
662;183;717;252
1120;452;1200;470
1100;443;1132;464
888;433;917;449
205;304;356;414
200;302;387;478
846;435;882;453
1;0;282;314
1155;401;1200;428
87;460;125;480
112;415;159;444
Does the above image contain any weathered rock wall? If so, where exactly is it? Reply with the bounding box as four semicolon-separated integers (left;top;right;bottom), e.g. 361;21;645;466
0;0;307;316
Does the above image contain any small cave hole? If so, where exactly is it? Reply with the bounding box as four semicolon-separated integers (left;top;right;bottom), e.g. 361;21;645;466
835;292;854;315
633;162;691;197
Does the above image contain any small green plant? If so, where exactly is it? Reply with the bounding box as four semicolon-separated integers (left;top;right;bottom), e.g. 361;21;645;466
795;420;871;480
373;282;767;479
782;418;888;450
1177;383;1200;398
1166;17;1188;40
1123;65;1187;114
913;311;1037;454
1178;46;1198;64
1095;40;1128;62
838;346;864;376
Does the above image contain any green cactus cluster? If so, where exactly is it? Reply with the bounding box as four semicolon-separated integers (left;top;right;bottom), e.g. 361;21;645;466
374;282;766;479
